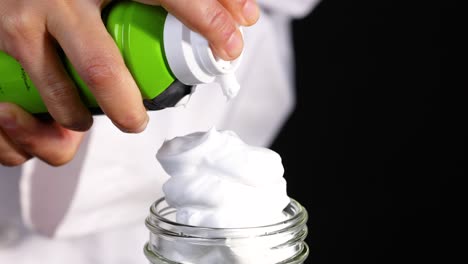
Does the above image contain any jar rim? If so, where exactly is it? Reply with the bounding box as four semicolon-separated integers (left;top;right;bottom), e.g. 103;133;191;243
145;197;308;240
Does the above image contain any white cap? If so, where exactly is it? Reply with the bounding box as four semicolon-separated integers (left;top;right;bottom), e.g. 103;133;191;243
163;14;243;99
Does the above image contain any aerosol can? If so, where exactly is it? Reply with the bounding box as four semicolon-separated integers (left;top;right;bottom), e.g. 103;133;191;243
0;0;242;114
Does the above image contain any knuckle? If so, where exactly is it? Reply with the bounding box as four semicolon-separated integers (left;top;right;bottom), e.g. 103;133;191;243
206;8;236;41
80;57;117;88
38;72;93;130
0;11;40;42
41;74;72;103
0;11;42;61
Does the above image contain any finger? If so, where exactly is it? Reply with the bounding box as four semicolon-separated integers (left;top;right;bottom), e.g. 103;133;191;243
20;36;93;131
0;3;93;131
157;0;244;60
0;129;32;167
0;103;84;166
218;0;260;26
47;2;148;133
134;0;259;25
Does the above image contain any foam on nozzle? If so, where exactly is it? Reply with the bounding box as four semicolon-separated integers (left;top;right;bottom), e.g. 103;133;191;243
217;73;240;99
163;13;243;99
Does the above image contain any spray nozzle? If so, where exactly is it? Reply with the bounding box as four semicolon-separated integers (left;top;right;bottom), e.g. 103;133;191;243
163;14;243;99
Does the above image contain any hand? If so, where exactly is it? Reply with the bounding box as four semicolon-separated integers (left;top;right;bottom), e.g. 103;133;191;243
0;0;259;166
0;103;84;166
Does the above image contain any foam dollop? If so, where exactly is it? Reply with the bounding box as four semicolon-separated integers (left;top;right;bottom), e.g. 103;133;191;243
156;127;290;228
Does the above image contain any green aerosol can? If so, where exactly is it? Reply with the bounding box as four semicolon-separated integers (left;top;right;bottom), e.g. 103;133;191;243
0;0;242;114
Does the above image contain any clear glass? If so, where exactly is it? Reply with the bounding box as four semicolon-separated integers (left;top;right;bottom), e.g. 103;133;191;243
144;197;309;264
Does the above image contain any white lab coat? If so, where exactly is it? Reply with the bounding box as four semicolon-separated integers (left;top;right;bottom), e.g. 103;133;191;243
0;1;320;263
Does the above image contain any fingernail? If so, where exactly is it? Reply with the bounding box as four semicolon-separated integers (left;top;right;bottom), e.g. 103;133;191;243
225;30;243;59
242;0;259;25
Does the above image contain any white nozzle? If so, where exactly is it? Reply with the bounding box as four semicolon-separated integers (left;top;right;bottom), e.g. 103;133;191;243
216;73;240;99
163;14;243;99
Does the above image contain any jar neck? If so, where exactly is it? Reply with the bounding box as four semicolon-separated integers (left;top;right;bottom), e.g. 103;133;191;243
145;198;309;264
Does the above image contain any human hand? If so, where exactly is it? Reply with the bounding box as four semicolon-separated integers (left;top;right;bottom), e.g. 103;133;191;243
0;0;259;166
0;103;84;166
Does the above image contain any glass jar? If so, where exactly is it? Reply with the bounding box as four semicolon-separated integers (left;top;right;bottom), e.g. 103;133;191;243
144;197;309;264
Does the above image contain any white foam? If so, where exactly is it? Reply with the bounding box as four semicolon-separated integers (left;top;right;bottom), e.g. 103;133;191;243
156;127;290;228
155;127;292;263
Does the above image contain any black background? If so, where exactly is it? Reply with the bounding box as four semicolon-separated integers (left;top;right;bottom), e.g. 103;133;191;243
271;1;462;263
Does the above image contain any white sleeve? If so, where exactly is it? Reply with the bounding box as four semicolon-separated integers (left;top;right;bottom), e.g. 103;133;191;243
257;0;321;18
